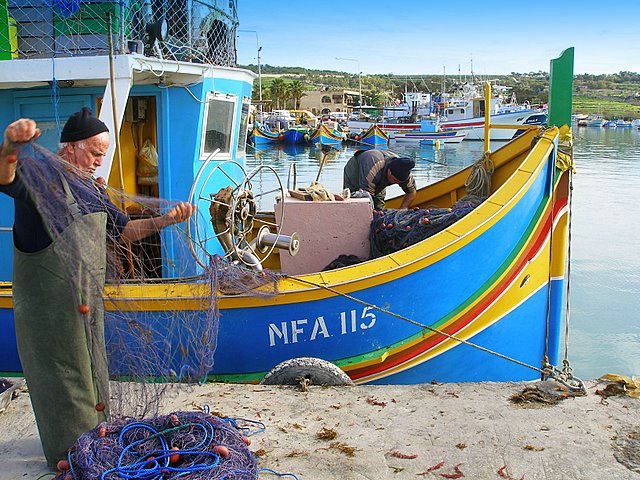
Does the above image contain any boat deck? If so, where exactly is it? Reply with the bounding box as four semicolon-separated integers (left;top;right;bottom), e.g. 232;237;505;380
1;379;638;479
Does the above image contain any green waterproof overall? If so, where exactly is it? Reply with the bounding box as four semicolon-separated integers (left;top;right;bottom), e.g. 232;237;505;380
13;177;110;466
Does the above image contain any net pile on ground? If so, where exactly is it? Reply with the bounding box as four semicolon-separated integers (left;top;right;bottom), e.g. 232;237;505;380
369;195;485;258
54;411;260;479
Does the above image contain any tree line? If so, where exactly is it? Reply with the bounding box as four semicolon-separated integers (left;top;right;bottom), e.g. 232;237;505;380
243;64;640;114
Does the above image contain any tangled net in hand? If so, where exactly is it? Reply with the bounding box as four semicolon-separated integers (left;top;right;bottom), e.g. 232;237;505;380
15;143;282;419
55;411;262;479
370;195;485;258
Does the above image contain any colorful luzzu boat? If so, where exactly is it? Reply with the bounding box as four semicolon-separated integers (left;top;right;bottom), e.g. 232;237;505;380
357;123;389;147
282;125;310;144
309;123;345;146
0;2;577;387
251;123;282;145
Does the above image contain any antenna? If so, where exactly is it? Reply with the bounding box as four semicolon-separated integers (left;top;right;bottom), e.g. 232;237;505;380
442;66;446;98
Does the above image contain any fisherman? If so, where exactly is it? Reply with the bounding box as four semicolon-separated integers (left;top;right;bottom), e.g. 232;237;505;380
343;149;417;210
0;109;195;467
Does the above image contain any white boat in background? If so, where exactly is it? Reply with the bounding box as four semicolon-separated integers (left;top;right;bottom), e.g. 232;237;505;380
264;110;296;131
614;119;633;128
438;92;547;141
440;109;547;141
585;116;606;127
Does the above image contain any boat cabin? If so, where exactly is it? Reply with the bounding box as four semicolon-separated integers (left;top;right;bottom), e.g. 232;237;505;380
0;0;255;282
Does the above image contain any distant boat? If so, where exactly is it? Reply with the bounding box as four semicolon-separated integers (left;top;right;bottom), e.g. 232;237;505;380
585;117;605;127
392;130;467;144
309;123;345;146
357;124;389;147
615;119;633;128
282;126;311;144
264;110;296;131
347;120;421;134
440;110;547;141
252;123;282;145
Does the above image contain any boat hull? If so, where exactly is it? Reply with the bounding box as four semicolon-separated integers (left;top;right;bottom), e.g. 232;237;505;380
359;124;389;147
392;131;466;144
310;124;344;146
282;128;309;144
252;125;282;144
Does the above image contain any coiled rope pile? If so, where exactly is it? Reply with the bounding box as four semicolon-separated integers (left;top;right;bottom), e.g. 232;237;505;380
54;411;261;479
370;195;485;258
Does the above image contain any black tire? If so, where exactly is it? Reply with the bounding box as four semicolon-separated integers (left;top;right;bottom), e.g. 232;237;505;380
260;357;354;386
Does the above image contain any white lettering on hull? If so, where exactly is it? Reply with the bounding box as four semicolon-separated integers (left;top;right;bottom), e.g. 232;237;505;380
268;307;377;347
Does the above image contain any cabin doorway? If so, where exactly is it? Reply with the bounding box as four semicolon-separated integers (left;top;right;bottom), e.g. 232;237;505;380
110;95;163;279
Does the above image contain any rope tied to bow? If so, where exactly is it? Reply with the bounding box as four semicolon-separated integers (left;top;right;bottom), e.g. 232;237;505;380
465;151;494;197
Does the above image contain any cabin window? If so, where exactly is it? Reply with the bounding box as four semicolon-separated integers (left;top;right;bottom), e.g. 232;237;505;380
321;95;332;103
237;99;251;154
201;93;237;159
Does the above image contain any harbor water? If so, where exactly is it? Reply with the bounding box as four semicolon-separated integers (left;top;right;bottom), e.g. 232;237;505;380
246;127;640;380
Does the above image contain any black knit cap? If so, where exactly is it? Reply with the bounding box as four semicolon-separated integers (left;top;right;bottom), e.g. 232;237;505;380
60;107;109;142
388;156;415;182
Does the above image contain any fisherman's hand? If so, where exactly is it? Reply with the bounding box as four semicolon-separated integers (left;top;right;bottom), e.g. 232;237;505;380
4;118;40;145
162;201;196;227
2;118;41;164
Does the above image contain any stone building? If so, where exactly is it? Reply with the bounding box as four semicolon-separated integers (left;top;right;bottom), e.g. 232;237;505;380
298;89;360;116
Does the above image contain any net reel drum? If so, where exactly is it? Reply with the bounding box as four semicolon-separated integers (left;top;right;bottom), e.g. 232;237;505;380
188;157;299;271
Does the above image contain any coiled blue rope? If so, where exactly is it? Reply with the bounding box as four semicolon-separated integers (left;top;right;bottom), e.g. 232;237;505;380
99;420;221;479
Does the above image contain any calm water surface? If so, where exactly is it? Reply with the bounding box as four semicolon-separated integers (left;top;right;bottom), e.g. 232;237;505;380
245;128;640;380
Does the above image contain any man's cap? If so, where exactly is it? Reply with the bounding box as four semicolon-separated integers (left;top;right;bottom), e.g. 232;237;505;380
60;107;109;143
388;156;415;182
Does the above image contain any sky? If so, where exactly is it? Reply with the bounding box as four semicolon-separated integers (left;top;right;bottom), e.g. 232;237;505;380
236;0;640;76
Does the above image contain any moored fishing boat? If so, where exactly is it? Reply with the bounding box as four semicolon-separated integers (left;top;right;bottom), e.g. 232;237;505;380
347;120;421;134
440;109;548;140
357;123;389;147
0;17;579;387
251;123;282;145
309;123;345;146
585;116;606;127
392;130;467;144
282;125;311;144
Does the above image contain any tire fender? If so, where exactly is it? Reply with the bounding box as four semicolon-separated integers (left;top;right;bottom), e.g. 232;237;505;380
260;357;354;386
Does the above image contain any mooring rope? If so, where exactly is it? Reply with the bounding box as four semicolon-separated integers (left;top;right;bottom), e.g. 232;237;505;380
289;274;585;391
464;151;494;197
288;276;548;375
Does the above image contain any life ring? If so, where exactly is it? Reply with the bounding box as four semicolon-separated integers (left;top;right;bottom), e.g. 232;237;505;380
259;357;354;386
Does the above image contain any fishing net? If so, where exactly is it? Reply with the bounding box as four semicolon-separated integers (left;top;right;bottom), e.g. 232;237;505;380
12;141;280;421
369;195;485;258
2;0;238;66
54;410;261;479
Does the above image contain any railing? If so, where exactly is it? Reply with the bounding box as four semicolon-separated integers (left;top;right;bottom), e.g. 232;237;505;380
0;0;238;66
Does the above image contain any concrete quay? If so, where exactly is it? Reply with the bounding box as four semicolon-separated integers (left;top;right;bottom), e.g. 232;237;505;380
0;379;638;479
